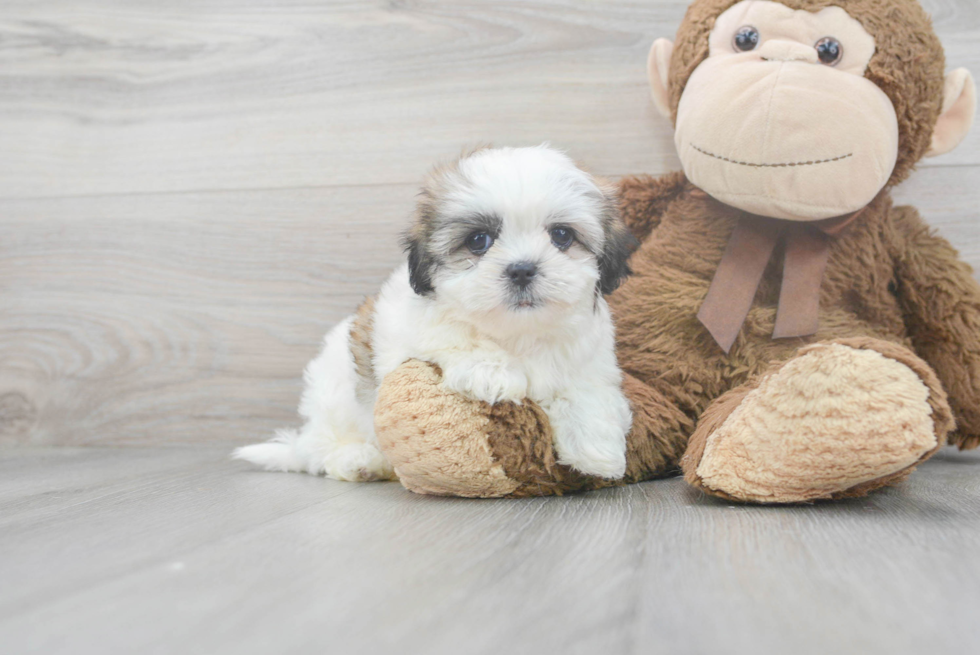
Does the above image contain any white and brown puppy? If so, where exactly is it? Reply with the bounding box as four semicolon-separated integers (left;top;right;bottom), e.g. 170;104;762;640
234;145;637;482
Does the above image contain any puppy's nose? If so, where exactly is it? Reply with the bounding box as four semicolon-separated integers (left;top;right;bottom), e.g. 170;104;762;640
506;261;538;288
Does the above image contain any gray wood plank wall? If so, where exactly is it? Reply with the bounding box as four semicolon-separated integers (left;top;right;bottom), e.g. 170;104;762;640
2;0;978;447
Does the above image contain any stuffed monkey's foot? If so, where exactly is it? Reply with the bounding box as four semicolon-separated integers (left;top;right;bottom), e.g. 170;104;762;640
374;360;527;497
682;339;954;504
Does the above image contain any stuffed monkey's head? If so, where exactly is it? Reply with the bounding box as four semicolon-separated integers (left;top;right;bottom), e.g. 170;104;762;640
648;0;976;221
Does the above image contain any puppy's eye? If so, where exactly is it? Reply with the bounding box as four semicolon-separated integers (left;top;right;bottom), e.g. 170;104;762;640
465;232;494;255
733;26;760;52
550;226;574;251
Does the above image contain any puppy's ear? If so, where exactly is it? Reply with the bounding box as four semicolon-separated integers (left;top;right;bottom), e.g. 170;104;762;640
596;190;639;295
403;232;435;295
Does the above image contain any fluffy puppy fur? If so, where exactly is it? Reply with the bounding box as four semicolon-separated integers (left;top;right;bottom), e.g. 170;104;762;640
234;145;637;481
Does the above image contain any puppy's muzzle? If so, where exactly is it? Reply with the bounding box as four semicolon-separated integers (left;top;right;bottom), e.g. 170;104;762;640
506;261;538;289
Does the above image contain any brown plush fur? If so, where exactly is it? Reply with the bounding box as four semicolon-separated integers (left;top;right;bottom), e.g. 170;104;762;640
668;0;946;187
889;207;980;450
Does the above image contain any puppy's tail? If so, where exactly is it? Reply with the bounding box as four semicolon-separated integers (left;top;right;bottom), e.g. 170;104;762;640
232;429;308;473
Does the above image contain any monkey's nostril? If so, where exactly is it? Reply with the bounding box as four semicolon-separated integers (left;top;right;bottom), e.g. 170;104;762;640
506;261;538;288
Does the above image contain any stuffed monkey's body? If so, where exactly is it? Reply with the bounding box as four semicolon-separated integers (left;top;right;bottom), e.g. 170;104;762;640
612;173;976;501
372;0;980;502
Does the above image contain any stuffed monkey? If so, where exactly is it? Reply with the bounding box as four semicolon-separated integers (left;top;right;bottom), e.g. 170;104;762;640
372;0;979;502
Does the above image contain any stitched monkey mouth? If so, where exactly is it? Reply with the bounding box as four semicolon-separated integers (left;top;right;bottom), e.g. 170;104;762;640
690;144;853;168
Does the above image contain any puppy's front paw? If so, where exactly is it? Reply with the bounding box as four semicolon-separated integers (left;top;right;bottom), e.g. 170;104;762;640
547;397;630;479
442;356;528;405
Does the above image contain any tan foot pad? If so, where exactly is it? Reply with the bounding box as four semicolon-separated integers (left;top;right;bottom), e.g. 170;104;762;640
695;343;941;503
375;360;522;498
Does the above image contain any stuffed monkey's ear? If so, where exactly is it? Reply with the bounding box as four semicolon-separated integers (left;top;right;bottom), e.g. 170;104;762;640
647;38;674;120
926;69;976;158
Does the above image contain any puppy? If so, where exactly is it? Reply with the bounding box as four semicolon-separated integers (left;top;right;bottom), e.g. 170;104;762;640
234;145;637;481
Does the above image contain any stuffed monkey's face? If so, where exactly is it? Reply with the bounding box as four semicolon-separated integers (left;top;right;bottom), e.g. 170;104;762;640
674;1;898;221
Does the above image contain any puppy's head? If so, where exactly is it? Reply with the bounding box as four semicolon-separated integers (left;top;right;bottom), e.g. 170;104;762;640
403;145;637;330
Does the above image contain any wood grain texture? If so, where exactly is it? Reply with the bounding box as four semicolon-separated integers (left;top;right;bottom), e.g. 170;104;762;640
0;446;979;654
0;0;977;200
1;185;413;445
0;0;978;447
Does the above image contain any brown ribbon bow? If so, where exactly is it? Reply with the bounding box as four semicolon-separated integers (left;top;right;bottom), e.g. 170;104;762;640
697;210;862;353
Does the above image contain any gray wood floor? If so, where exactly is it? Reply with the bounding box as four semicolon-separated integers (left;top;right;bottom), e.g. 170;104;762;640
2;1;980;653
1;446;980;655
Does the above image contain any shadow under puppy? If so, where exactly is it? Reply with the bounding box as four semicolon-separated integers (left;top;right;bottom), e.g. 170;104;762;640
234;145;638;481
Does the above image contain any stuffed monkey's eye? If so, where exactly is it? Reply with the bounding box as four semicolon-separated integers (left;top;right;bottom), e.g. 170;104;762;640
550;226;574;250
815;37;843;65
733;26;760;52
465;232;494;255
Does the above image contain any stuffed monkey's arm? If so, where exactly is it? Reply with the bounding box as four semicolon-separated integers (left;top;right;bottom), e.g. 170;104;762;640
891;206;980;450
374;360;690;497
617;171;688;243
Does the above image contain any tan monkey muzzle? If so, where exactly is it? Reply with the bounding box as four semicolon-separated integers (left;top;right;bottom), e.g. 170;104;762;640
675;53;899;222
